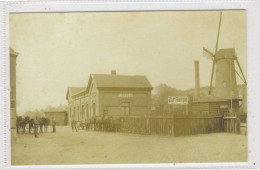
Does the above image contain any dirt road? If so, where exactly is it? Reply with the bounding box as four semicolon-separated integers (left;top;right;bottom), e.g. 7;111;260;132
11;126;247;165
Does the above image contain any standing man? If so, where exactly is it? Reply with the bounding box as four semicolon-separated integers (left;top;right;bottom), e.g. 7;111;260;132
52;117;56;133
71;118;77;132
34;116;40;138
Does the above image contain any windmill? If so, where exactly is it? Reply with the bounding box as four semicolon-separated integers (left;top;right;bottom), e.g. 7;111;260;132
203;12;247;100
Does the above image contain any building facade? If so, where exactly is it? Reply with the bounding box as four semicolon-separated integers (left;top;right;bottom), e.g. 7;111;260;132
66;87;87;125
66;71;153;123
10;48;18;139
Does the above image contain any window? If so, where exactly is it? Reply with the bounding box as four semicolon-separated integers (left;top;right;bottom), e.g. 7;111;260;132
73;107;76;119
77;106;79;120
93;103;96;116
81;105;84;119
121;102;130;115
86;104;89;118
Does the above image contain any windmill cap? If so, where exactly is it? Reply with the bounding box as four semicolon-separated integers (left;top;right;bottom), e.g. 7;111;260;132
216;48;237;59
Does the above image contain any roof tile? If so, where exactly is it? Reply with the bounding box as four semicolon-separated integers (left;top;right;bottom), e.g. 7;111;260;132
92;74;153;89
68;87;86;96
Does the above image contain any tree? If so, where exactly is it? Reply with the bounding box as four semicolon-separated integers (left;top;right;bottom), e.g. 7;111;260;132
152;83;192;115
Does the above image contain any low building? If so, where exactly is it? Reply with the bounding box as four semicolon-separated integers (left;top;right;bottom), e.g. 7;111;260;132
66;71;153;123
44;111;68;125
192;95;240;115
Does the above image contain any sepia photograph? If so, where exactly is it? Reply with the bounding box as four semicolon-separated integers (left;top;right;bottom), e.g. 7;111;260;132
9;10;247;165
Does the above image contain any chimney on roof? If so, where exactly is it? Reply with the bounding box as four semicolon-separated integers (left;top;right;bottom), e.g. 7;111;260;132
111;70;116;75
194;60;200;100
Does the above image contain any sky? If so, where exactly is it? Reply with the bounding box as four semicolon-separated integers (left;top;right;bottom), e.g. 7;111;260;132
9;10;246;115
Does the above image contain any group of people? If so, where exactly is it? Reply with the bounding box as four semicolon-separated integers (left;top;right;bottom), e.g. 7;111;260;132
70;114;121;133
33;116;56;138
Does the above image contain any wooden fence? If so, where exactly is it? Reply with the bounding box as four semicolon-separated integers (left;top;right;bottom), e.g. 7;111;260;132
223;117;240;134
120;116;175;135
173;114;223;136
119;114;224;136
237;114;247;123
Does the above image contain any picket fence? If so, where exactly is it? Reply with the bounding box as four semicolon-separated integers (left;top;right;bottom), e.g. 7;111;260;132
119;114;240;136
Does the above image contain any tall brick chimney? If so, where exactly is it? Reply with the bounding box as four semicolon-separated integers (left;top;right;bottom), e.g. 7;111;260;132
194;60;200;100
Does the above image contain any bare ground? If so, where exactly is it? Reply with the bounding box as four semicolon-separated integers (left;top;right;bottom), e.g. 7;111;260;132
11;126;247;165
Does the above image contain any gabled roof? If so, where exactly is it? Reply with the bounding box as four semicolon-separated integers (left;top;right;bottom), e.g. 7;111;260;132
70;87;86;95
216;48;236;59
66;87;86;99
88;74;153;90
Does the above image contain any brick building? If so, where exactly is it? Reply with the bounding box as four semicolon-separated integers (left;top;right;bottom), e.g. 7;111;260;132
66;71;153;124
10;48;18;138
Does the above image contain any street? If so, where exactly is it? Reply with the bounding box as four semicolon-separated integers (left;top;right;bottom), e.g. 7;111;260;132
11;126;247;165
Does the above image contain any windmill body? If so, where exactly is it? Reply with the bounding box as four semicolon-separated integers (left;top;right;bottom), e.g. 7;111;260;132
214;48;238;100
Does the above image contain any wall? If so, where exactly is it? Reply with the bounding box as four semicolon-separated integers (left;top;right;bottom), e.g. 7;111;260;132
209;102;228;114
192;100;241;115
68;92;88;123
45;112;67;125
88;80;99;117
10;50;18;139
191;102;210;114
99;88;152;116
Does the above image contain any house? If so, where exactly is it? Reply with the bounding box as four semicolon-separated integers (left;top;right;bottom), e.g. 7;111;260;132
66;70;153;123
44;111;68;125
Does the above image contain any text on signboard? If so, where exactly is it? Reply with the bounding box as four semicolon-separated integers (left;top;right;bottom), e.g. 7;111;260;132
118;93;133;98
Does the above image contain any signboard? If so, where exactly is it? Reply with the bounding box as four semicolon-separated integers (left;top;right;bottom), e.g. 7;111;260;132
220;105;228;109
118;93;133;98
168;96;188;104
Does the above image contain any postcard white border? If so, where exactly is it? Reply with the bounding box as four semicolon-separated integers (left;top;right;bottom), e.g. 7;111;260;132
1;0;260;169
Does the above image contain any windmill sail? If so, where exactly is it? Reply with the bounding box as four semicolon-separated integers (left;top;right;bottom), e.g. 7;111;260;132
203;48;214;60
208;11;222;95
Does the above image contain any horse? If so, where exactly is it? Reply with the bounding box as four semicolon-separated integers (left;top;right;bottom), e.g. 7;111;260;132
38;117;44;133
80;121;86;130
16;116;23;134
42;117;50;132
28;118;34;134
16;116;30;134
